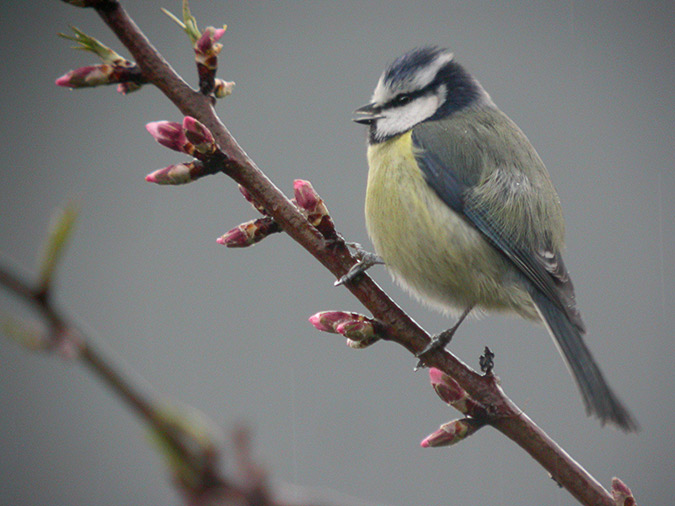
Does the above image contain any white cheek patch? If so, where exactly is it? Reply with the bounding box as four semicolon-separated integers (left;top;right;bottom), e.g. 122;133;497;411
374;94;440;140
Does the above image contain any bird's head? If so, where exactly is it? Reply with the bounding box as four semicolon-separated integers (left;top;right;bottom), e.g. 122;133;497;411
354;47;489;143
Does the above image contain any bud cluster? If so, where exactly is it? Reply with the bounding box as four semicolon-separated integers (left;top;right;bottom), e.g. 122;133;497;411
146;117;218;159
218;179;337;250
419;367;489;449
162;3;233;98
145;117;222;186
308;311;381;348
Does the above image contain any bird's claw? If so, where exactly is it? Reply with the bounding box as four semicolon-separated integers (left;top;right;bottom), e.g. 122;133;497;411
414;337;447;369
334;244;383;286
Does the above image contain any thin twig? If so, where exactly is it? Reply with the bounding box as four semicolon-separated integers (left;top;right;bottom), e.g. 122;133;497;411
0;263;193;464
1;260;345;505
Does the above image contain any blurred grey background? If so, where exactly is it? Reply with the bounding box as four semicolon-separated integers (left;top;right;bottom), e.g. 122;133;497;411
0;1;673;505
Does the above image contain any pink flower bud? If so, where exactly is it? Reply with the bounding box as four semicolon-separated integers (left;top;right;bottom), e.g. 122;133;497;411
335;320;375;341
420;418;483;448
145;121;188;153
195;26;226;55
340;319;380;348
217;226;250;247
195;29;212;54
309;312;381;348
146;161;205;185
217;217;280;247
293;180;322;212
194;27;226;93
428;368;486;418
182;116;217;155
293;180;336;239
611;478;636;506
195;27;214;54
429;368;465;404
55;65;113;88
212;27;227;42
308;311;348;333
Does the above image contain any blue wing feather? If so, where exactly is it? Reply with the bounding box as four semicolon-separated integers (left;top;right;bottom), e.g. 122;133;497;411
411;126;584;332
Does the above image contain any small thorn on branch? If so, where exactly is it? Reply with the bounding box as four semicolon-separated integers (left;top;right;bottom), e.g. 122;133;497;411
480;346;495;375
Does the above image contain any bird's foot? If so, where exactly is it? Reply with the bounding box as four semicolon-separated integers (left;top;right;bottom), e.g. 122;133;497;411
415;328;457;369
334;243;384;286
414;305;473;369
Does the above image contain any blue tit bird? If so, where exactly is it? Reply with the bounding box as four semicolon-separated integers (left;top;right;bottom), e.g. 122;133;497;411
352;47;637;431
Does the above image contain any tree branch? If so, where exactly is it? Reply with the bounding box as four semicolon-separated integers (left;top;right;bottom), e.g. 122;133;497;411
0;259;358;506
0;263;195;472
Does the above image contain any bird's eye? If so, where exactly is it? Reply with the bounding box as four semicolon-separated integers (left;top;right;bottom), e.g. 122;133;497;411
393;94;413;107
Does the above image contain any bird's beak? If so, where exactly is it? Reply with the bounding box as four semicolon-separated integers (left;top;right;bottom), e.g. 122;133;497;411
352;103;382;124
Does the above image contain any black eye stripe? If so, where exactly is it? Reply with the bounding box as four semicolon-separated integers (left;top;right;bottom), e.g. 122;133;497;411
385;89;427;109
394;94;412;106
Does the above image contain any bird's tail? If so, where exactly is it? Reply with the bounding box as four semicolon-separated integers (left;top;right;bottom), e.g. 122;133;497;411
530;290;639;432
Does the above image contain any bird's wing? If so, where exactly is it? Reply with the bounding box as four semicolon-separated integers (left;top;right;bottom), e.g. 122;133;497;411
410;120;641;430
411;125;584;332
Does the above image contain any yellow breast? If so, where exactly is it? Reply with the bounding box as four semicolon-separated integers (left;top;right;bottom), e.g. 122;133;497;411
364;131;534;317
